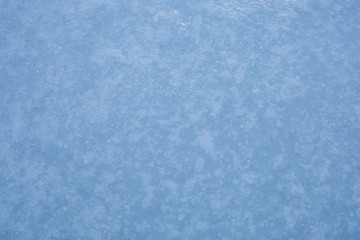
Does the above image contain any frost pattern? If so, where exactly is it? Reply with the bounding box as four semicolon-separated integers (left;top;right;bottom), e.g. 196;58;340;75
1;0;360;239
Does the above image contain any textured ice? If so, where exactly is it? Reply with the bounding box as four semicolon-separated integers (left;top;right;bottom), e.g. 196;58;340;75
1;0;360;239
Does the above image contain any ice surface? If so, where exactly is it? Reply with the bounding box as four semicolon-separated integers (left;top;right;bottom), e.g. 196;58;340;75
1;0;360;239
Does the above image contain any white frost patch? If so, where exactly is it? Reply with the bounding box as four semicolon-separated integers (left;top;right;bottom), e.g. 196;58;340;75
210;199;223;210
196;130;215;156
183;178;196;193
290;183;305;195
241;172;258;184
163;180;178;195
273;154;285;168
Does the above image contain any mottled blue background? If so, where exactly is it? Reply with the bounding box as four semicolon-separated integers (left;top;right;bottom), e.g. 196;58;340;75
1;0;360;239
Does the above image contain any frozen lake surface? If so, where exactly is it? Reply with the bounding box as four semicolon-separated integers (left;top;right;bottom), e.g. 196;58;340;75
1;0;360;239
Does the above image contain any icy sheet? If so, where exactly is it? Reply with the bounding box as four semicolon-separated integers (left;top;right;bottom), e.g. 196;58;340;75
1;1;360;239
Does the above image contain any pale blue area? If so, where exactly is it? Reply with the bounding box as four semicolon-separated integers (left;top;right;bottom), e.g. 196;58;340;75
1;0;360;239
